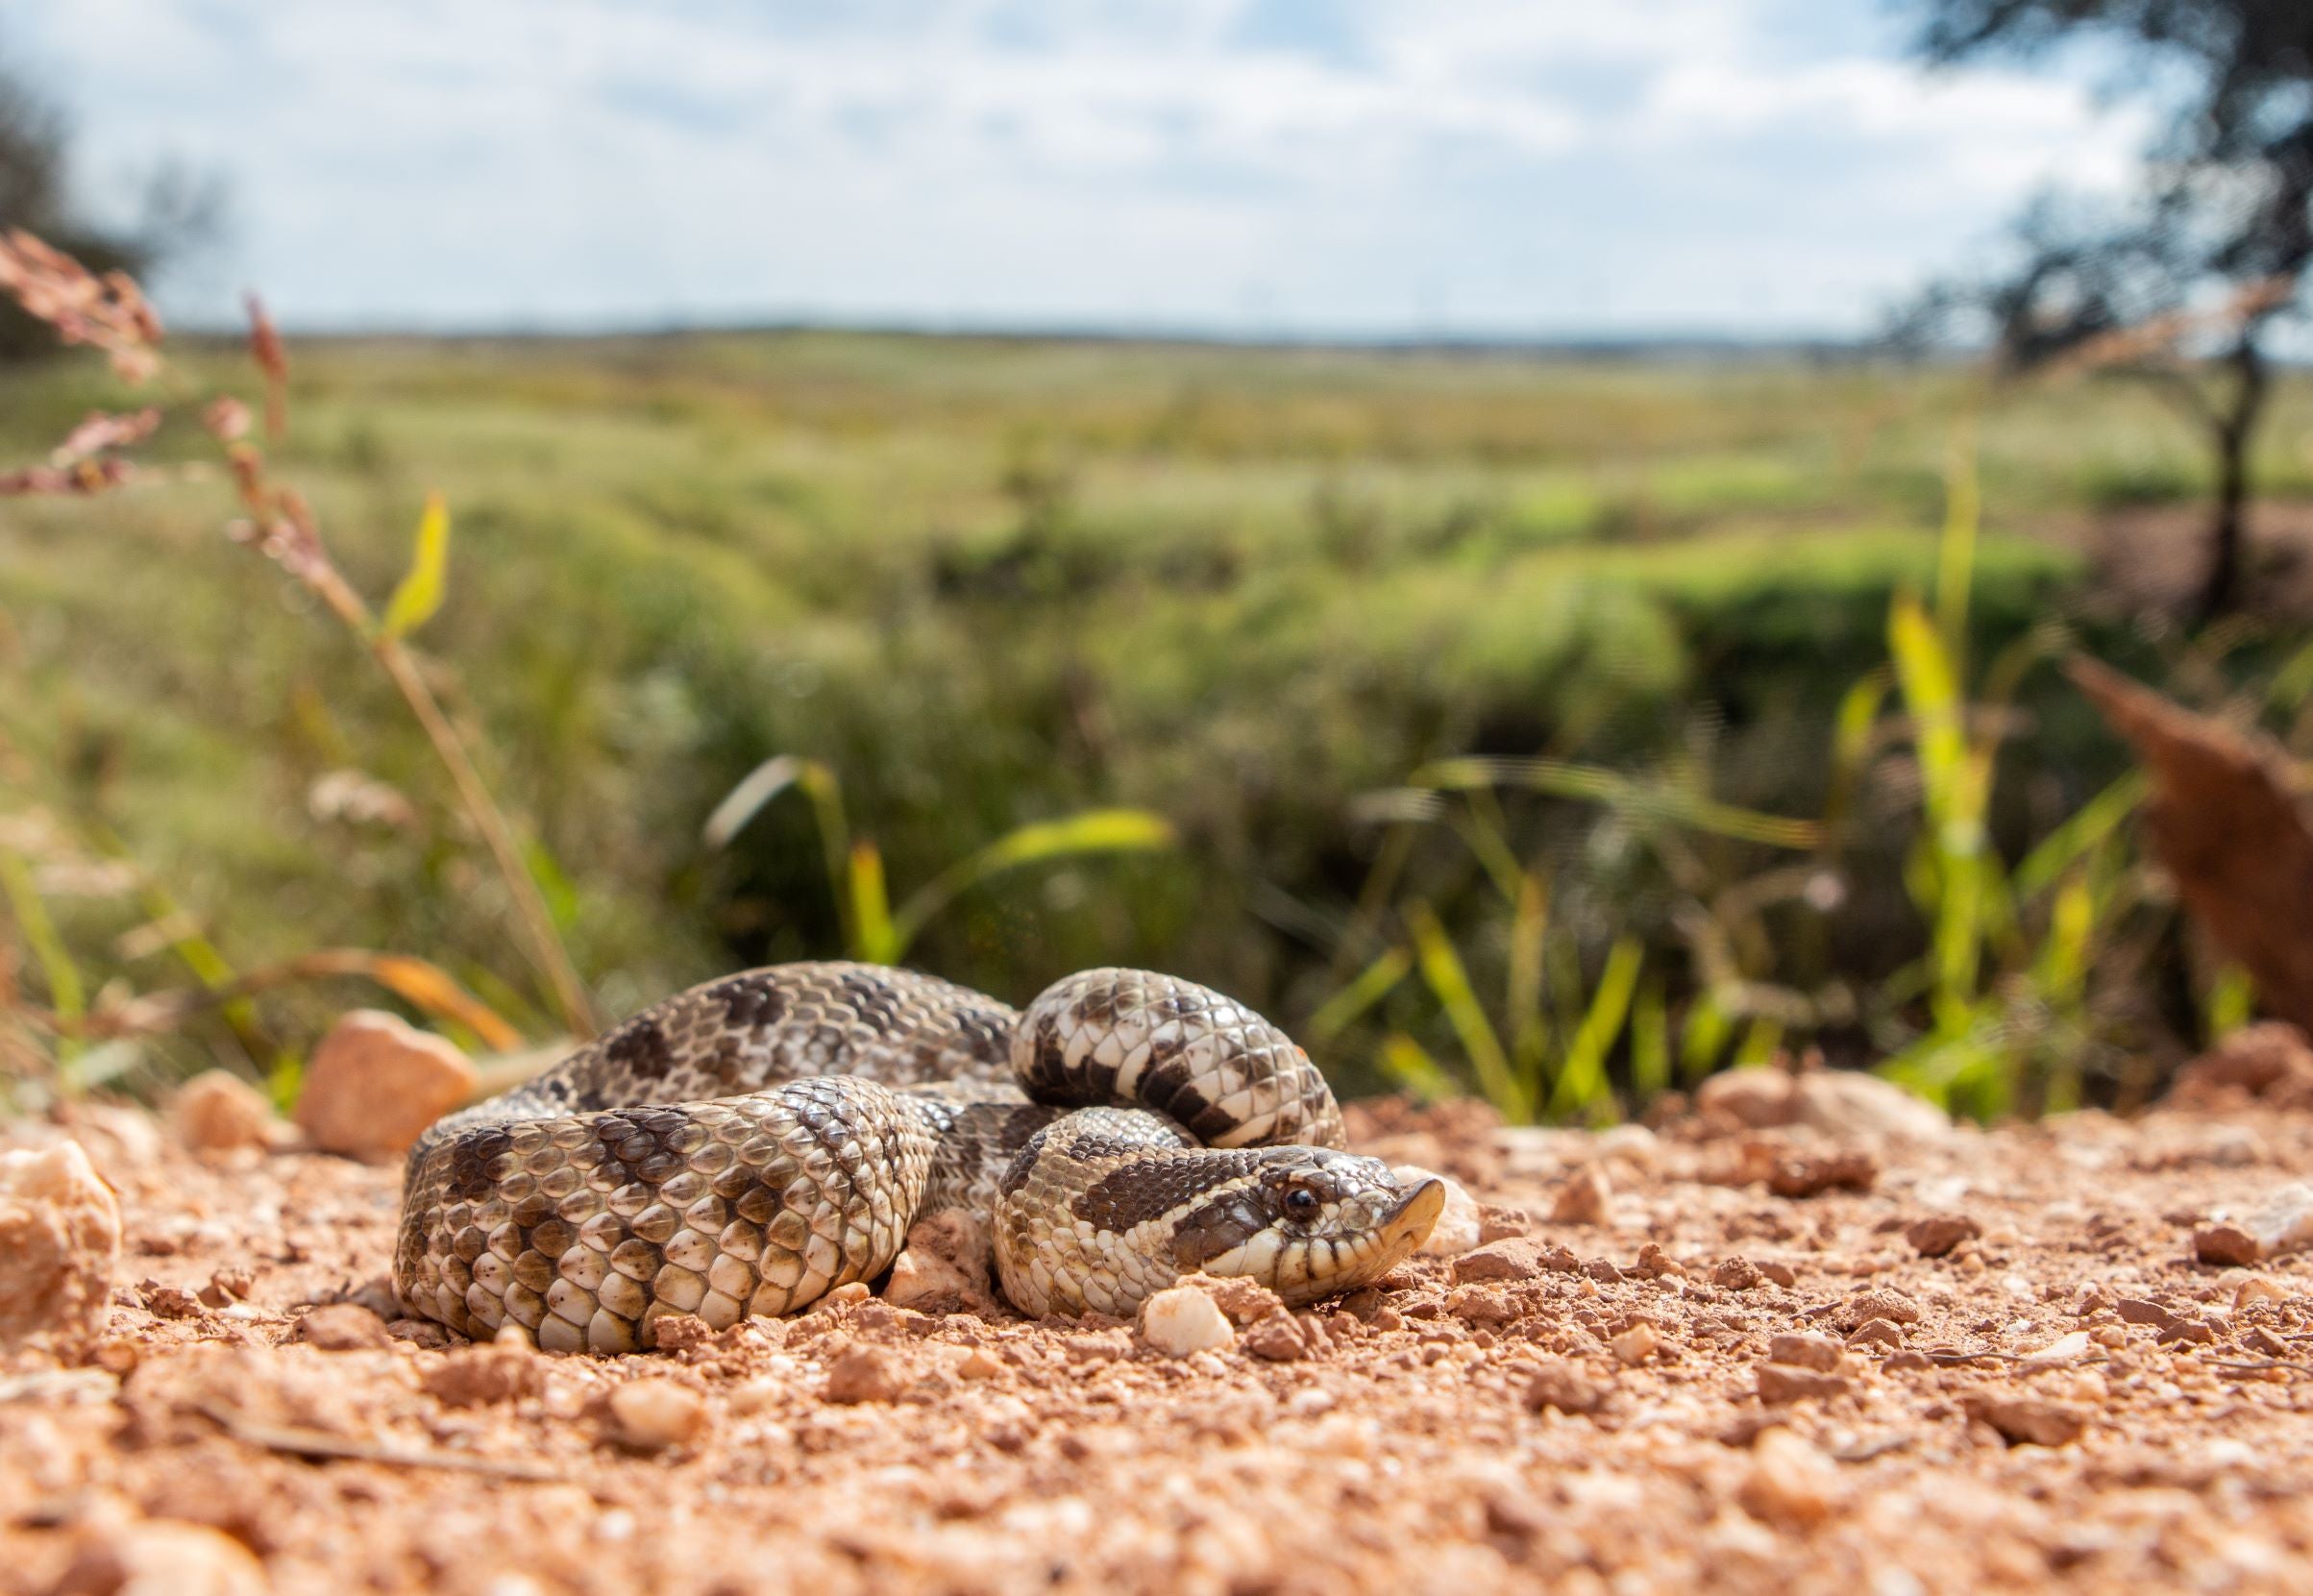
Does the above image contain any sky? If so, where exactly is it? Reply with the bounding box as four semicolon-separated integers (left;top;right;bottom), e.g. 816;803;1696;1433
8;0;2149;340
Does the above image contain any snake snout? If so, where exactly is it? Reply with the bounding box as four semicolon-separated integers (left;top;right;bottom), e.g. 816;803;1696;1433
1212;1156;1447;1308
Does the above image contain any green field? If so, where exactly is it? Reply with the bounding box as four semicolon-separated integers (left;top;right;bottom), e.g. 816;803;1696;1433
5;331;2311;1107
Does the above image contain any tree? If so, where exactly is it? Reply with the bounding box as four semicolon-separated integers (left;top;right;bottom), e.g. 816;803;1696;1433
0;50;221;362
1905;1;2312;621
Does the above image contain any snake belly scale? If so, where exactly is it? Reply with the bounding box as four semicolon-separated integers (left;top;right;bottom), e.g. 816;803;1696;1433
395;964;1443;1353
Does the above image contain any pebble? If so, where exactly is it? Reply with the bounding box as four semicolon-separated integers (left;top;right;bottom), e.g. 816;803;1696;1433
169;1070;284;1155
0;1142;122;1349
823;1343;908;1404
1524;1360;1604;1415
1551;1165;1614;1226
1139;1283;1237;1356
1757;1363;1848;1405
2244;1183;2313;1256
297;1303;391;1351
1767;1333;1845;1373
608;1377;710;1449
1394;1166;1482;1257
1963;1392;2088;1448
62;1518;271;1596
1242;1312;1311;1363
2193;1223;2262;1267
2019;1331;2093;1367
1738;1428;1838;1527
883;1209;996;1314
1450;1238;1578;1285
1906;1214;1981;1258
1845;1318;1907;1352
424;1341;545;1407
1177;1272;1289;1326
2234;1276;2289;1310
293;1010;477;1161
1610;1321;1660;1366
1848;1287;1923;1326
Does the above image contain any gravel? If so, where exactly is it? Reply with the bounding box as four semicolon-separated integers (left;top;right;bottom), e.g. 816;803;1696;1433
6;1090;2313;1591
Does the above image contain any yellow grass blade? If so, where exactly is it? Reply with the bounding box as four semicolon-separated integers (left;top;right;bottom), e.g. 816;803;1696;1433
380;491;451;640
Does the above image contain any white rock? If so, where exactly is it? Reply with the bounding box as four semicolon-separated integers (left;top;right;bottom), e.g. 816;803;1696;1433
2021;1331;2093;1367
2246;1184;2313;1256
0;1142;122;1349
1394;1165;1482;1257
1792;1070;1954;1145
1139;1283;1237;1356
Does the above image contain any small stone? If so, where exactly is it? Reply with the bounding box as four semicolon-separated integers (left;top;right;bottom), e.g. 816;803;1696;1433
1631;1243;1685;1279
650;1314;715;1354
1791;1070;1954;1144
1062;1329;1133;1363
297;1303;390;1351
1176;1272;1289;1327
1964;1392;2089;1447
169;1070;283;1155
425;1341;544;1407
0;1142;122;1350
1738;1428;1838;1527
823;1343;908;1404
1476;1205;1532;1244
1769;1148;1879;1199
62;1518;271;1596
1710;1257;1764;1291
1767;1333;1844;1373
1757;1363;1848;1405
1849;1287;1922;1326
1524;1360;1604;1415
1754;1260;1799;1289
1695;1069;1800;1130
143;1283;203;1319
956;1348;1006;1381
1611;1321;1660;1365
2194;1224;2261;1267
2235;1276;2289;1310
1242;1311;1310;1363
884;1209;997;1314
1907;1214;1981;1258
1845;1318;1907;1352
2245;1183;2313;1256
1551;1166;1613;1226
607;1376;709;1449
1450;1238;1573;1285
1140;1284;1237;1356
293;1010;477;1162
2019;1331;2093;1367
1396;1166;1483;1257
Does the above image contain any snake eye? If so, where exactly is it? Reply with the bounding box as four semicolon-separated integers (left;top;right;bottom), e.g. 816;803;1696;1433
1284;1186;1320;1216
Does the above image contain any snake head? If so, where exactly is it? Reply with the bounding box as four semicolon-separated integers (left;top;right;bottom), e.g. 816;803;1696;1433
1169;1149;1445;1308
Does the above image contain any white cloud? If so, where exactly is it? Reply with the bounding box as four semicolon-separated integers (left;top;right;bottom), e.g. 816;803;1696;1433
15;0;2150;334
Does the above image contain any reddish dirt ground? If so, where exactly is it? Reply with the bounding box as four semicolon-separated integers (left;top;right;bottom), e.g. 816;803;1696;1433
9;1079;2313;1596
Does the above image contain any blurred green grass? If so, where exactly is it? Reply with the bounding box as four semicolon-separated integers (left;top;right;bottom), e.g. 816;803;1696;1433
4;331;2309;1089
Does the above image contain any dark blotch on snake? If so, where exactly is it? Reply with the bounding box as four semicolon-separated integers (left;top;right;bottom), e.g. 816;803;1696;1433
604;1018;674;1082
1071;1148;1265;1234
1169;1187;1280;1270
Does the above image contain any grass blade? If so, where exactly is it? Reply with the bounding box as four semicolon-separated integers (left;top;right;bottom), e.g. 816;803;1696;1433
849;841;897;964
1405;757;1820;849
1630;977;1670;1103
1406;903;1526;1119
1305;946;1411;1047
888;808;1174;959
1547;937;1641;1122
1377;1032;1459;1102
0;847;84;1067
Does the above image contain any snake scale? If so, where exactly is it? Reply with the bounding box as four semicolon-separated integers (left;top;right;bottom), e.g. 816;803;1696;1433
396;963;1444;1353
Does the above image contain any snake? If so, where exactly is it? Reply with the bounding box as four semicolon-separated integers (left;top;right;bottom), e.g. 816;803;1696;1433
395;963;1444;1353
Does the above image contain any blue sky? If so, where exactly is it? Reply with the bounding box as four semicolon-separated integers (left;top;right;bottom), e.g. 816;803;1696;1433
10;0;2146;337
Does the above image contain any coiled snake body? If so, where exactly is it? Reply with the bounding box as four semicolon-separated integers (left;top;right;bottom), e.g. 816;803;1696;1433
396;964;1443;1353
